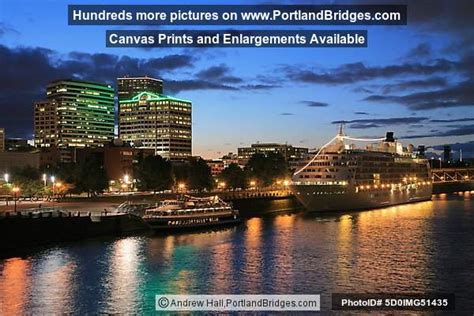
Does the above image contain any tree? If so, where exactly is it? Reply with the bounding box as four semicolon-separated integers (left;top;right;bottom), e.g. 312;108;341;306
220;163;247;189
135;155;173;192
245;152;290;187
75;154;108;196
10;166;45;198
187;158;213;191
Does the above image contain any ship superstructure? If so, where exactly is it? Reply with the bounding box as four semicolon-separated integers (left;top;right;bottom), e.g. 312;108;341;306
290;128;432;212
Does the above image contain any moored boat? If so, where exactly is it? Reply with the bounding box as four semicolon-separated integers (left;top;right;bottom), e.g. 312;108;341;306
142;195;241;232
290;127;433;212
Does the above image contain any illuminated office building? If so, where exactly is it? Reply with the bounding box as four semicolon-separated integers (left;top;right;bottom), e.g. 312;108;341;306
34;79;115;149
119;91;192;160
117;76;163;101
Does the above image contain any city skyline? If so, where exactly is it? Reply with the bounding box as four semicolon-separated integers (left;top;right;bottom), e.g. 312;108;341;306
1;0;473;158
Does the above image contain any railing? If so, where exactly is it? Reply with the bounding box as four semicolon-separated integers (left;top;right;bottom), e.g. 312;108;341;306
432;168;474;183
0;208;124;219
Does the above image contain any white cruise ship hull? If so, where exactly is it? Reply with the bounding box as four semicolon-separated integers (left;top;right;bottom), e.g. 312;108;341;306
290;184;433;212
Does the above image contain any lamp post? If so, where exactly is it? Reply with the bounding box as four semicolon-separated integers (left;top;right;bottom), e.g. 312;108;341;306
12;186;20;212
50;176;56;199
123;174;130;192
4;173;9;184
42;173;47;187
178;183;186;193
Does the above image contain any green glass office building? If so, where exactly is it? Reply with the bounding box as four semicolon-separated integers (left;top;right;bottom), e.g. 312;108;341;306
119;91;192;160
34;79;115;148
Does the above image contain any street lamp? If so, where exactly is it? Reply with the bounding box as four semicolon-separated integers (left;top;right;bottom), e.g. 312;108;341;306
4;173;9;184
218;182;226;190
438;157;442;168
50;176;56;199
42;173;47;187
178;183;186;192
12;186;20;212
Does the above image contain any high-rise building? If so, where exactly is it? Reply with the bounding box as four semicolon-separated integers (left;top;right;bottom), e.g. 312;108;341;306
34;101;57;148
34;79;115;149
119;91;192;160
0;128;5;152
117;76;163;101
443;145;451;164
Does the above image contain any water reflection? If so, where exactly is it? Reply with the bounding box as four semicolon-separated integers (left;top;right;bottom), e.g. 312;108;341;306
102;238;143;314
30;249;76;313
0;194;474;313
240;217;264;292
0;258;30;315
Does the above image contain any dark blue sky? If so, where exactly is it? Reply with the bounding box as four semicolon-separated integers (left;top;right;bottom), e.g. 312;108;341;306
0;0;473;158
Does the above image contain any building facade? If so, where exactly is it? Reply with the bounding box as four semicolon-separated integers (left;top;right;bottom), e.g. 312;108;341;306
0;152;41;172
0;129;4;152
34;79;115;149
206;159;225;177
238;143;309;168
119;91;192;160
117;76;163;101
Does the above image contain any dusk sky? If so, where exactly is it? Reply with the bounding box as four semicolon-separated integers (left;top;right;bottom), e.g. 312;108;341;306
0;0;473;158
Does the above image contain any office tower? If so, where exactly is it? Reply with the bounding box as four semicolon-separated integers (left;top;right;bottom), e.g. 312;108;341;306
34;79;115;148
34;101;57;148
0;128;4;152
119;91;192;160
117;76;163;101
443;145;451;164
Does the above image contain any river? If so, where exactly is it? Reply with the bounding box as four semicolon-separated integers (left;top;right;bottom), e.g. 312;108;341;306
0;192;473;313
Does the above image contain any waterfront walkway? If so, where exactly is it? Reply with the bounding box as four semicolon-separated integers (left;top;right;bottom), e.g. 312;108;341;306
0;189;292;213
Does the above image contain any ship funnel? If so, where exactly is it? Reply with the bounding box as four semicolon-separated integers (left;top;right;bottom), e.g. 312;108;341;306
385;132;395;142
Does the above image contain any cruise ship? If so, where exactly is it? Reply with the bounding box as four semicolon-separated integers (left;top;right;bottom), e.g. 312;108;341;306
290;127;432;212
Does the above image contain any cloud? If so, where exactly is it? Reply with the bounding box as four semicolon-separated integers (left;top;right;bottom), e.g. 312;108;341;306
380;77;447;94
363;79;474;110
60;51;195;83
332;117;428;127
241;84;280;90
280;112;294;116
405;43;432;59
0;44;201;137
283;59;455;85
354;111;370;115
300;100;329;107
349;123;381;129
195;64;243;83
165;80;238;93
430;118;474;123
402;125;474;139
353;87;374;94
0;23;19;37
185;64;277;92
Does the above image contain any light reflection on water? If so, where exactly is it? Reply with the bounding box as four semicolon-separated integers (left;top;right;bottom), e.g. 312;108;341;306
1;194;474;313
